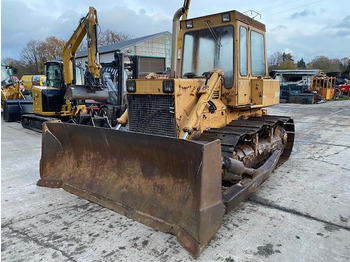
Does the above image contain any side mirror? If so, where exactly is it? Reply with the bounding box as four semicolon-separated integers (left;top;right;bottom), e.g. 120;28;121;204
13;68;18;74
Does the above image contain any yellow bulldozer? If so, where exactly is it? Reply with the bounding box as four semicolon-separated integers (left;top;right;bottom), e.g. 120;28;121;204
1;65;33;121
1;65;24;104
38;1;294;258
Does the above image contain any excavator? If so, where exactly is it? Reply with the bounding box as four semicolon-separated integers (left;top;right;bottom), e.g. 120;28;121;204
37;1;295;258
21;7;113;131
2;65;32;121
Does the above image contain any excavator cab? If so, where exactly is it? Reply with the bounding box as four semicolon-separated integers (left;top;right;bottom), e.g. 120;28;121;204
23;60;87;128
38;4;294;258
45;61;65;90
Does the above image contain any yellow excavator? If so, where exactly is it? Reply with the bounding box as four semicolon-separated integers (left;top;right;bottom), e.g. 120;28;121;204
21;7;110;131
38;1;294;258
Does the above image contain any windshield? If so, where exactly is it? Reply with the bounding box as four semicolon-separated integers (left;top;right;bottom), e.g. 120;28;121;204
1;66;14;86
75;66;84;85
100;66;121;104
46;63;63;89
182;25;234;88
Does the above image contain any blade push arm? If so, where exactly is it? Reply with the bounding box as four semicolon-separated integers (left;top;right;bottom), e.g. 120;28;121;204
63;6;101;88
182;69;224;138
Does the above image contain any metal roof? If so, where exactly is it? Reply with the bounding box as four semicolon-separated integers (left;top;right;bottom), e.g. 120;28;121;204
270;69;322;75
76;31;171;58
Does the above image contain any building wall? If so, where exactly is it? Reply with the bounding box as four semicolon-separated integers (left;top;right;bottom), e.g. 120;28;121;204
132;33;172;69
75;32;172;71
75;52;115;65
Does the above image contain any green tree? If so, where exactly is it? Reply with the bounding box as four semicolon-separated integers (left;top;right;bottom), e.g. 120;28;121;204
297;58;306;69
282;52;293;62
340;57;350;71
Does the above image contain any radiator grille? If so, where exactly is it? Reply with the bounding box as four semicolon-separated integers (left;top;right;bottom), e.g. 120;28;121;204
128;94;176;137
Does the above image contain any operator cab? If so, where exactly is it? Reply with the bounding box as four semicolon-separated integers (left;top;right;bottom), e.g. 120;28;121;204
180;10;269;106
32;61;85;114
1;65;16;87
46;61;64;90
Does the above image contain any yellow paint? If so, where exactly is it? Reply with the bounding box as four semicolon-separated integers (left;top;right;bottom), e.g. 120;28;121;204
1;82;24;108
119;9;279;139
63;7;101;86
32;86;86;116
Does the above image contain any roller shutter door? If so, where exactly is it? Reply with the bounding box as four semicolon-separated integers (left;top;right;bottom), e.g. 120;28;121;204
140;57;165;73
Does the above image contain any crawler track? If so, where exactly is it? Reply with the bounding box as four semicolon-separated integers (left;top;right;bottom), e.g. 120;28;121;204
201;115;295;164
200;115;295;212
21;114;57;132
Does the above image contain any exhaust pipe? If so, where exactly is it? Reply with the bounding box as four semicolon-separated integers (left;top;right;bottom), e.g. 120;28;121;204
170;7;185;78
170;0;191;78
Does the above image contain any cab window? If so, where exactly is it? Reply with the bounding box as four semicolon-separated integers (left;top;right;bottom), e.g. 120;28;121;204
239;26;248;76
182;25;234;88
251;31;266;76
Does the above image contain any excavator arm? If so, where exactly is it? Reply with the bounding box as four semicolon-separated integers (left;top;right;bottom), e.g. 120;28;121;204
62;6;101;89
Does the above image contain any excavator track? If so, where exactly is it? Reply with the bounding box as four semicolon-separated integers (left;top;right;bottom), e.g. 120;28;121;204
21;114;58;132
200;115;295;212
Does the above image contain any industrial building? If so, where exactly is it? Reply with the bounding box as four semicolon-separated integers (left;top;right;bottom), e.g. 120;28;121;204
75;31;172;75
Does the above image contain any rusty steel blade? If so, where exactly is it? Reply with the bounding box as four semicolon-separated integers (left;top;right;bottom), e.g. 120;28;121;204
38;122;225;258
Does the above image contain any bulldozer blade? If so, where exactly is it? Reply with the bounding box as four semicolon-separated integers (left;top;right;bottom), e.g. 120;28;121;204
3;99;33;122
38;122;225;258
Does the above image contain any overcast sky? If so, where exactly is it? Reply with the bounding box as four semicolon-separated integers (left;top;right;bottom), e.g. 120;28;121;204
1;0;349;63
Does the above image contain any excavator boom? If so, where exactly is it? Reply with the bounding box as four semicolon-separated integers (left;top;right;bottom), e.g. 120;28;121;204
63;6;101;89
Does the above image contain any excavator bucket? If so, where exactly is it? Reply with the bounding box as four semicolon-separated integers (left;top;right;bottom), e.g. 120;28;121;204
38;121;225;258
